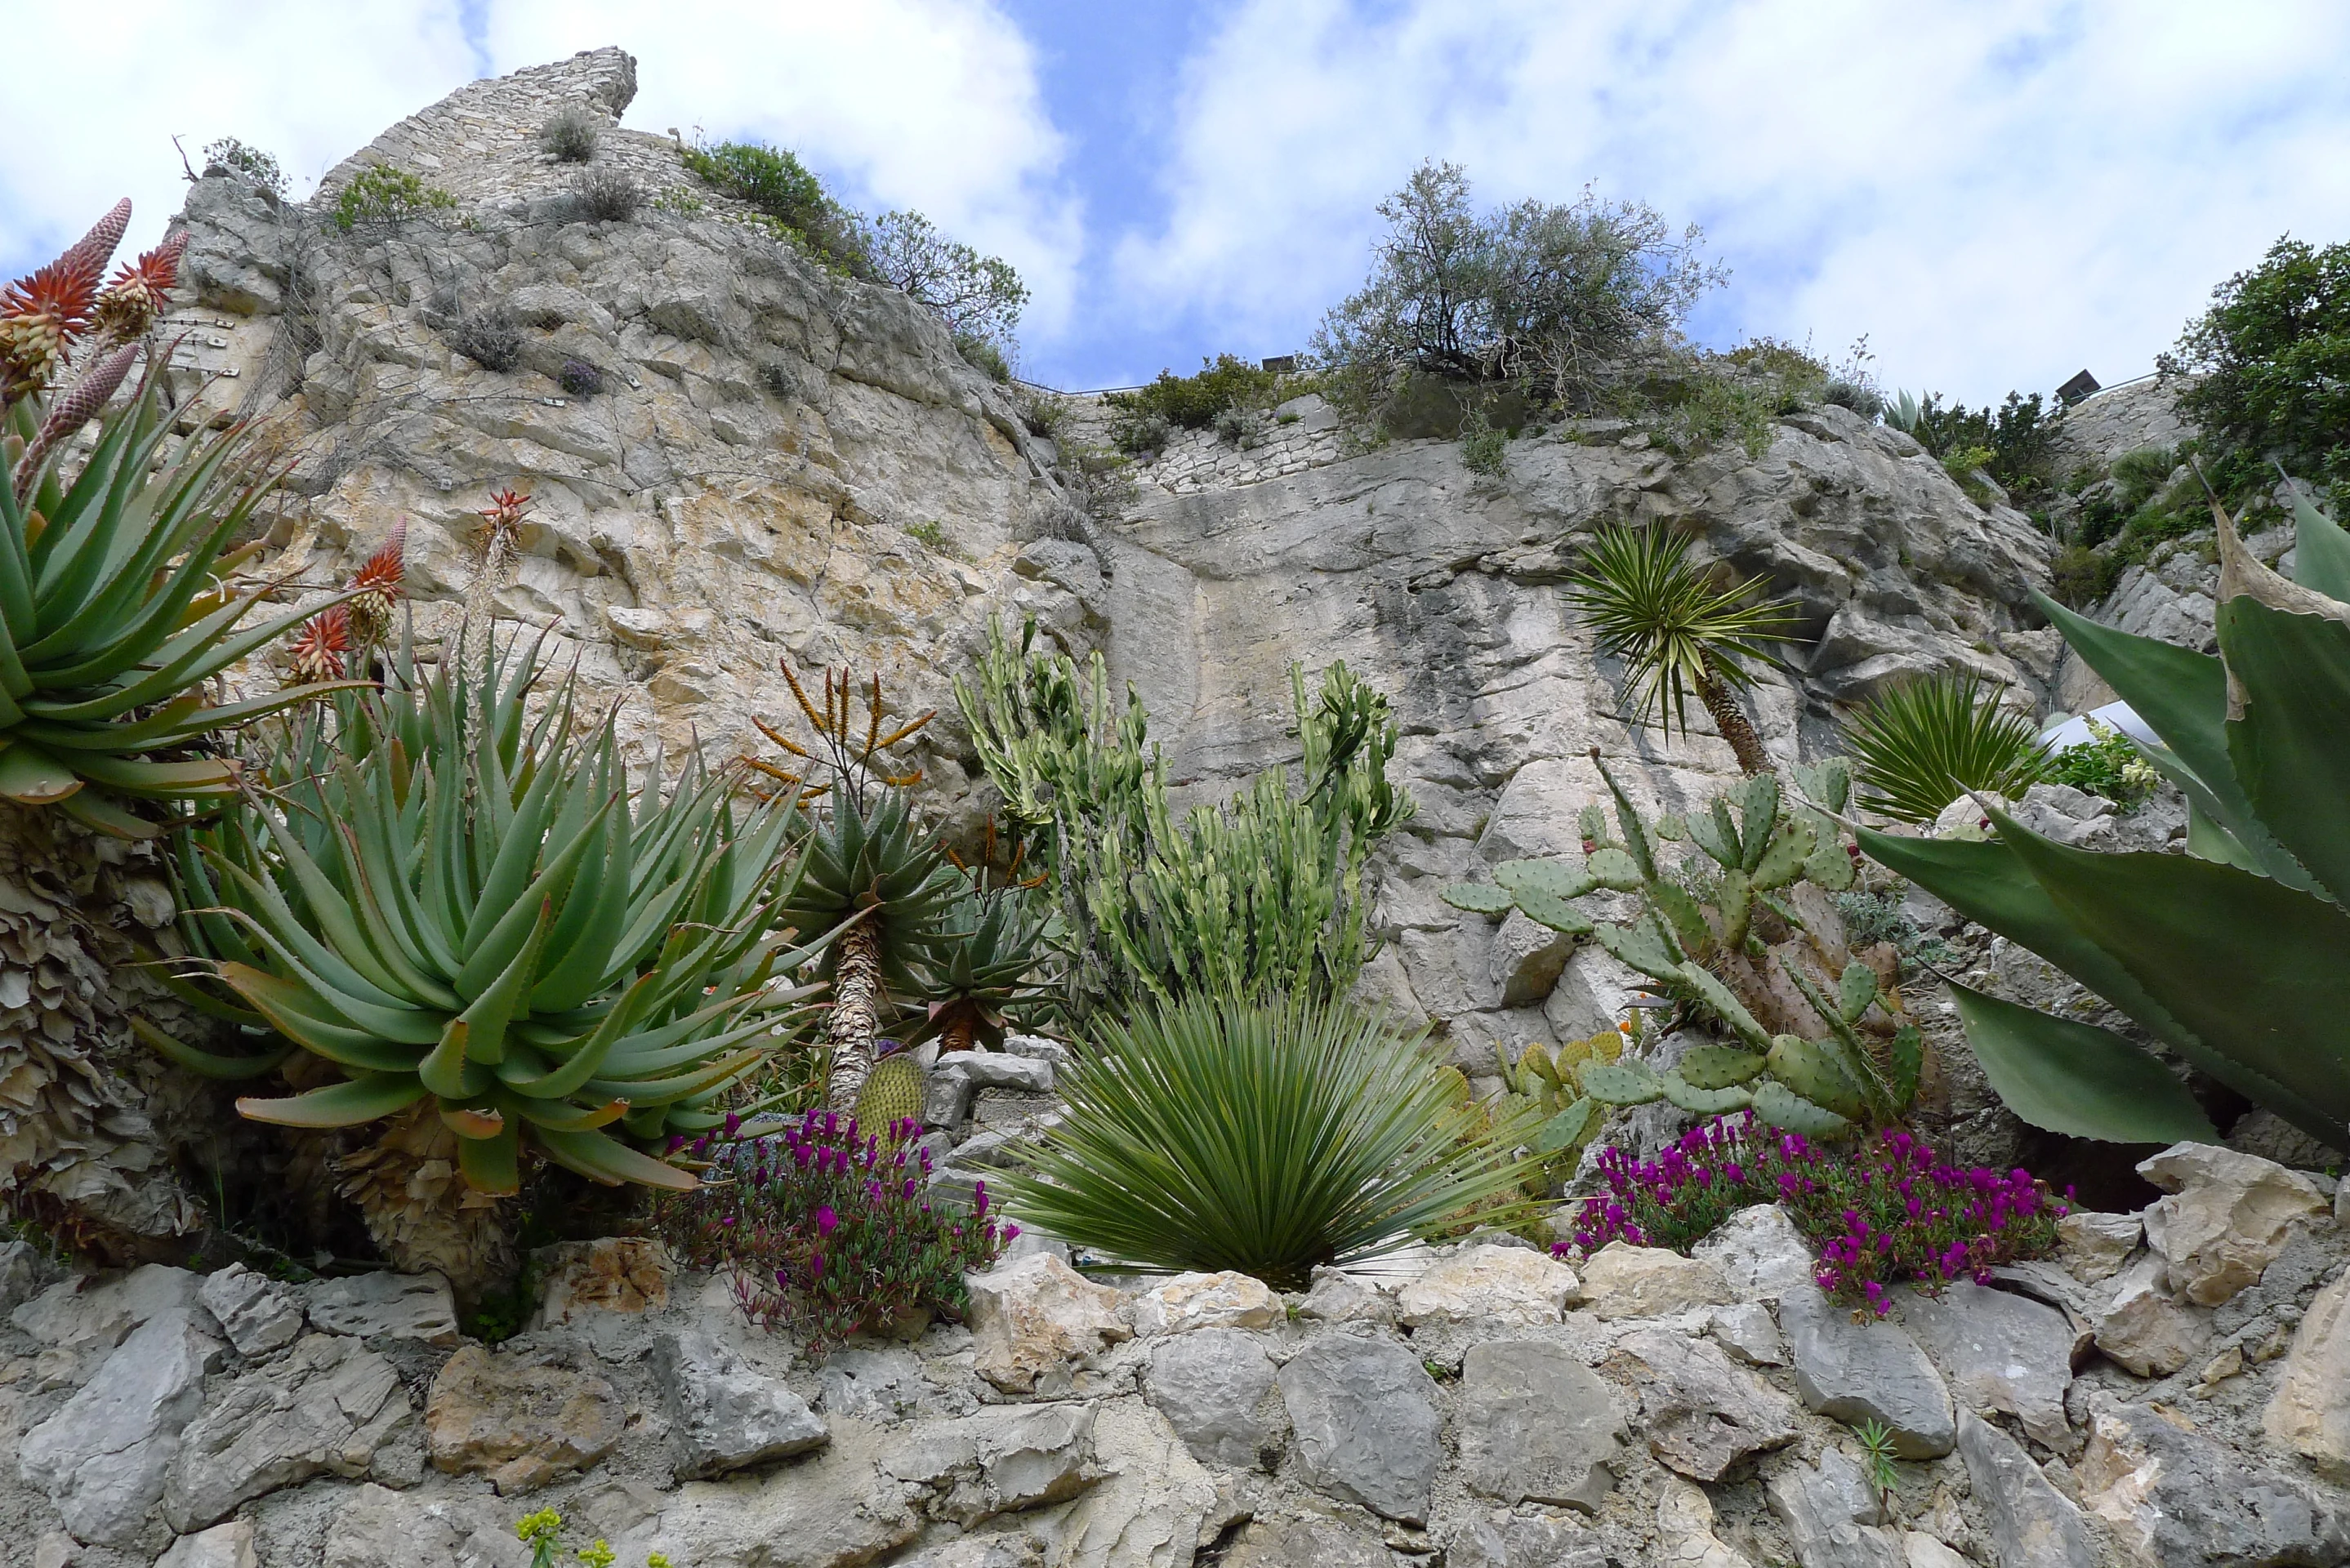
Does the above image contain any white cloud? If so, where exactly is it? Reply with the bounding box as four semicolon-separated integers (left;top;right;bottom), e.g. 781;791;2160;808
0;2;474;269
483;0;1081;336
1115;0;2350;402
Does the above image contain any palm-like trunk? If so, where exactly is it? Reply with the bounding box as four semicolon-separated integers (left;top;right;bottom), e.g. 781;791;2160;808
1697;665;1772;775
825;920;884;1111
335;1102;515;1307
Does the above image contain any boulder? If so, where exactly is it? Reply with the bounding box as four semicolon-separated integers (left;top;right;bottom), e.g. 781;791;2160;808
1491;907;1578;1006
1608;1327;1798;1481
2055;1210;2142;1285
156;1521;259;1568
307;1272;460;1345
1656;1479;1759;1568
0;1237;57;1312
163;1333;408;1530
2263;1263;2350;1479
881;1401;1099;1526
1123;1270;1281;1336
1456;1339;1625;1511
1692;1203;1817;1301
1899;1536;1969;1568
12;1263;202;1350
2092;1251;2209;1378
1897;1281;2074;1447
196;1264;305;1357
1708;1301;1786;1365
1450;1509;1611;1568
1394;1243;1580;1327
1220;1517;1392;1567
2079;1400;2350;1568
530;1237;675;1328
925;1050;1055;1127
658;1422;922;1568
1781;1283;1955;1459
1766;1449;1903;1568
1955;1410;2096;1568
424;1343;626;1493
1046;1396;1219;1568
1296;1267;1394;1325
2138;1141;2328;1306
17;1305;223;1544
816;1346;928;1423
1277;1332;1443;1524
1577;1242;1735;1321
654;1327;829;1480
1143;1327;1282;1469
965;1254;1130;1393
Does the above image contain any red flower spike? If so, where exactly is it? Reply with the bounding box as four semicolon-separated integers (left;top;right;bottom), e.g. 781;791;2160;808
90;231;189;343
11;345;140;500
288;604;351;685
344;516;408;650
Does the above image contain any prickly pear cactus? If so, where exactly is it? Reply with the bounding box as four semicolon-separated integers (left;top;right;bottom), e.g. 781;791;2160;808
853;1050;928;1134
1446;755;1923;1137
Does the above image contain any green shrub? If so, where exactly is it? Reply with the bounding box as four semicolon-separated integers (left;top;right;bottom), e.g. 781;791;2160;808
537;108;600;163
1459;407;1508;476
956;333;1010;382
203;137;287;197
571;168;642;223
1104;354;1282;452
2047;718;2161;808
2049;543;2123;608
448;306;522;372
1842;673;2051;824
1004;994;1536;1289
1901;391;2065;506
2165;236;2350;506
680;138;869;274
1666;372;1776;458
870;209;1028;351
2110;444;2180;508
331;166;455;231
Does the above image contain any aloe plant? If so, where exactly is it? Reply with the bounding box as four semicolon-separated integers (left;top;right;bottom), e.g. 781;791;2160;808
1861;482;2350;1150
144;634;823;1195
1446;754;1920;1135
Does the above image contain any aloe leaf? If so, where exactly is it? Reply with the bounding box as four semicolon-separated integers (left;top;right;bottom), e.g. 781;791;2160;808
237;1073;429;1129
537;1127;697;1190
511;1097;631;1132
128;1016;292;1079
454;1118;521;1195
0;742;82;804
2283;474;2350;600
453;899;556;1068
56;786;155;839
1946;979;2217;1144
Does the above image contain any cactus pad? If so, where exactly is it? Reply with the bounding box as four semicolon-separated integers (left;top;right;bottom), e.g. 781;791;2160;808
1443;883;1518;915
853;1051;927;1134
1580;1060;1663;1105
1678;1045;1768;1089
1658;1071;1754;1116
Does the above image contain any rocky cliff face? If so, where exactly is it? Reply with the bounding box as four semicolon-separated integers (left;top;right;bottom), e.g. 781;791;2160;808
164;47;2061;1083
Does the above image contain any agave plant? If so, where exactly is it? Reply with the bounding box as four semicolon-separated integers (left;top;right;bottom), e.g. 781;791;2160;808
1446;754;1918;1135
0;210;350;835
751;664;960;1111
1841;672;2050;824
1004;994;1538;1290
1862;482;2350;1151
145;634;823;1219
1565;523;1804;775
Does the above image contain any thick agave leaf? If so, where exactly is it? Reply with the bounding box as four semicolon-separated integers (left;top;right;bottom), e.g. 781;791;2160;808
2214;546;2350;909
1945;979;2216;1144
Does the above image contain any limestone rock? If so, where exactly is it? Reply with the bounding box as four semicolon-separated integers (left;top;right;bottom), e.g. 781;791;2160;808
1492;907;1578;1006
927;1050;1055;1128
1766;1449;1904;1568
1220;1517;1391;1566
2263;1263;2350;1479
1709;1301;1786;1365
1899;1535;1969;1568
1577;1242;1735;1321
1609;1326;1798;1481
1047;1396;1220;1568
2092;1251;2209;1378
0;1237;58;1312
1394;1243;1580;1327
1657;1479;1758;1568
1781;1283;1955;1459
660;1421;921;1568
11;1263;202;1350
1692;1203;1817;1301
530;1237;674;1327
1296;1267;1394;1325
156;1521;260;1568
308;1271;461;1345
1456;1339;1625;1511
17;1305;224;1545
1277;1331;1443;1524
1955;1409;2096;1568
1897;1281;2074;1447
2138;1141;2328;1307
1451;1509;1611;1568
164;1333;408;1530
1144;1327;1281;1469
1122;1270;1281;1337
2079;1400;2350;1568
2057;1209;2143;1285
655;1327;828;1480
425;1343;626;1492
882;1401;1099;1526
196;1263;305;1357
965;1254;1130;1393
816;1346;929;1423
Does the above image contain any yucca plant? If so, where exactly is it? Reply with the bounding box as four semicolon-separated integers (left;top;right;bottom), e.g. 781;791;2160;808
1003;993;1538;1290
144;633;823;1282
0;203;352;835
1862;481;2350;1151
1565;523;1804;775
1841;672;2051;824
751;664;960;1111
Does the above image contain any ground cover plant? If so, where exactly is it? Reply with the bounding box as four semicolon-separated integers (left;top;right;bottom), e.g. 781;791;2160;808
662;1110;1010;1352
1005;993;1535;1290
1561;1112;2067;1316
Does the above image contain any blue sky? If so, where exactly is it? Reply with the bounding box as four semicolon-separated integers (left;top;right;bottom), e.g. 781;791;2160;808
6;2;2348;403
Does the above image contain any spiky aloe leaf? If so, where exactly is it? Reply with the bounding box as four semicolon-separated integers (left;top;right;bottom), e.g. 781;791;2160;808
1752;1080;1851;1136
1580;1060;1664;1105
1658;1071;1752;1116
1678;1044;1767;1089
1443;883;1518;915
1945;980;2214;1143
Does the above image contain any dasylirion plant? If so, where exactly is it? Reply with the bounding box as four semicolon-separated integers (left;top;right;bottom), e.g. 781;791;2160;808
1447;753;1922;1135
145;633;825;1201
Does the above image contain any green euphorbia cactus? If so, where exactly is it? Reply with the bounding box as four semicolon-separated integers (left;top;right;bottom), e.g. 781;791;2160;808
144;634;825;1193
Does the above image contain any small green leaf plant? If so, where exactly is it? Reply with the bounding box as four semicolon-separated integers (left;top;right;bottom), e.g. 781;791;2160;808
331;165;457;231
1854;1418;1901;1509
1446;751;1922;1136
516;1508;671;1568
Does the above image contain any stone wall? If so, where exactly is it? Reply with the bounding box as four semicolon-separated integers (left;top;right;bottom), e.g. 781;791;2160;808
2;1141;2345;1566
